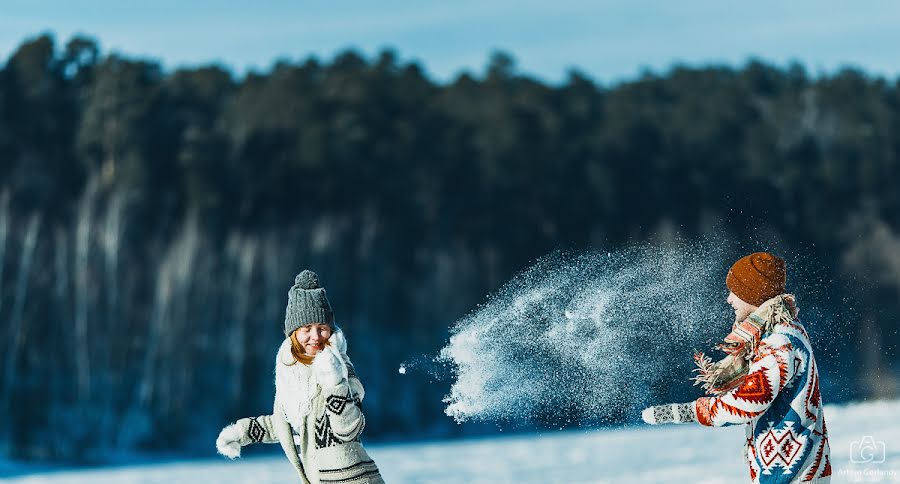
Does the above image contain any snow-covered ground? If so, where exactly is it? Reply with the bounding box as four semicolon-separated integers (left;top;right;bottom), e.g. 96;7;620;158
5;400;899;483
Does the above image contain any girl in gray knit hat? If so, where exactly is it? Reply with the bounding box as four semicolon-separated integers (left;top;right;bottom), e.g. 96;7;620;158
216;270;384;484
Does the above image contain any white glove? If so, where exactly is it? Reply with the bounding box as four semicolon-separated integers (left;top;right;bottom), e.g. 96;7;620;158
641;402;698;425
312;344;347;387
216;422;244;459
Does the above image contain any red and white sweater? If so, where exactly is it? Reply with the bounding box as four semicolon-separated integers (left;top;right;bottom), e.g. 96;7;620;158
694;318;831;483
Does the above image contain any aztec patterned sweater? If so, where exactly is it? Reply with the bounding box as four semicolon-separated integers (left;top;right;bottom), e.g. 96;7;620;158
219;337;384;484
694;318;832;483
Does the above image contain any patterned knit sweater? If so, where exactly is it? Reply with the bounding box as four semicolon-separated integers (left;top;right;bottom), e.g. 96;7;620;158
694;318;832;483
227;338;384;484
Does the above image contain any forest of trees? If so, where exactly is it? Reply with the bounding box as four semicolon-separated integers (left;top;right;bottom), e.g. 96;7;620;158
1;33;899;462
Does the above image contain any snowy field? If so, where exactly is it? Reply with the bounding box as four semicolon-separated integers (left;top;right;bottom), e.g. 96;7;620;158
5;400;899;483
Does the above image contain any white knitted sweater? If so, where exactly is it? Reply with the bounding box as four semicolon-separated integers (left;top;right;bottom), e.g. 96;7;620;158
217;331;383;484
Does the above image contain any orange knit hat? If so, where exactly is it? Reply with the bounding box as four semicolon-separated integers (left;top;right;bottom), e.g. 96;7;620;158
725;252;786;307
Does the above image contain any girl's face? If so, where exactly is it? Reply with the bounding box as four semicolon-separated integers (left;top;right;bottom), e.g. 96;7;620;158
727;291;757;324
294;323;332;355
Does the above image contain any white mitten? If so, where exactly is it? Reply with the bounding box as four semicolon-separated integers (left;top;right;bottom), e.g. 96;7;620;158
216;422;244;459
641;402;698;425
312;344;347;387
330;328;348;355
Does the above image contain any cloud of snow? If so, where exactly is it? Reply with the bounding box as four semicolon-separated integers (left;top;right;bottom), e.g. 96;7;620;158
439;239;732;425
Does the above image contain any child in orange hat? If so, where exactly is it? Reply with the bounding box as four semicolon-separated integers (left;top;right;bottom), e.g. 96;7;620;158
642;253;831;483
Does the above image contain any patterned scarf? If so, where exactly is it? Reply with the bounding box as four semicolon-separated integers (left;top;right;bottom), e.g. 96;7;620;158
692;294;799;395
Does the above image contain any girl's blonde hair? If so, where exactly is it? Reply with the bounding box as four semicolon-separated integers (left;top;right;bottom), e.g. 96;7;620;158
287;328;331;366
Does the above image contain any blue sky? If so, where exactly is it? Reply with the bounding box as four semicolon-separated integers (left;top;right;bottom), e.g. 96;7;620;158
2;0;900;84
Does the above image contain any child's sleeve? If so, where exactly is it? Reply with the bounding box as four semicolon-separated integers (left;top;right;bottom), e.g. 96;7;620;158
216;414;280;458
694;333;797;427
319;362;367;442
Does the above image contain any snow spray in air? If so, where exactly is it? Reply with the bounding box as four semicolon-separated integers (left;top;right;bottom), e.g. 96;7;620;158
439;240;733;425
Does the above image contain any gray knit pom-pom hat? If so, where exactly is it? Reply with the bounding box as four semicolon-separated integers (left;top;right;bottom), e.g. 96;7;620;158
284;270;334;337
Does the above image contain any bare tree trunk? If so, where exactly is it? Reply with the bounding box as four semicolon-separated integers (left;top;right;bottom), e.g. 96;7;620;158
0;193;13;452
225;231;259;405
101;193;124;354
53;227;71;402
97;192;124;447
139;212;199;414
74;179;99;400
0;190;10;319
168;223;203;424
139;259;169;410
1;213;42;416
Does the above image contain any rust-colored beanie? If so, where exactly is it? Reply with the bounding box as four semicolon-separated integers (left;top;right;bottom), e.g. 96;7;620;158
725;252;786;307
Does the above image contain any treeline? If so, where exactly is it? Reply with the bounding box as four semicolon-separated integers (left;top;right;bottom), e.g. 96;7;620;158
1;33;899;461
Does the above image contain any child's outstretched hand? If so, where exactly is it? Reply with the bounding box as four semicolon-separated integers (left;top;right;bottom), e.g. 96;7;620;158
312;342;348;387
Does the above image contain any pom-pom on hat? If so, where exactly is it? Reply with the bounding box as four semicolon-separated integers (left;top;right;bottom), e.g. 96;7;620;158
284;270;334;337
725;252;786;307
